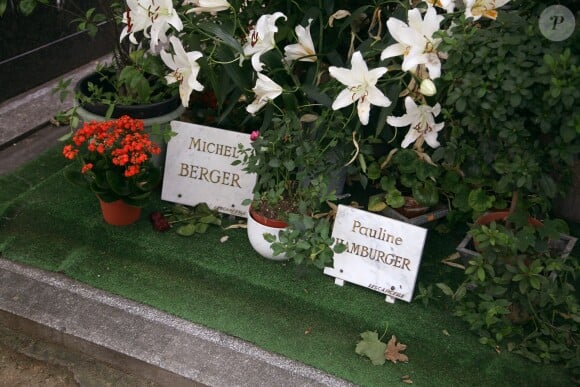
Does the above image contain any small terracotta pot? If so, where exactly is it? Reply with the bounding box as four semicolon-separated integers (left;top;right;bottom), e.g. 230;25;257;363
476;211;543;228
249;207;288;228
395;196;429;219
98;197;141;226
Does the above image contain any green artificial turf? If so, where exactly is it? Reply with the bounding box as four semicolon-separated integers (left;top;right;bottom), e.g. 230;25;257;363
1;146;578;386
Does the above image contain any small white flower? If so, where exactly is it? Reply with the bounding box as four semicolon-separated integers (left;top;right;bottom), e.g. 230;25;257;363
242;12;287;72
161;36;204;107
183;0;230;15
120;0;183;51
329;51;391;126
387;97;444;149
381;7;444;79
284;19;317;63
419;79;437;96
464;0;511;21
246;73;283;115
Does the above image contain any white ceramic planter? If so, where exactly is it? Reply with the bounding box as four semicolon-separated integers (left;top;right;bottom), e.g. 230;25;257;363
246;210;288;261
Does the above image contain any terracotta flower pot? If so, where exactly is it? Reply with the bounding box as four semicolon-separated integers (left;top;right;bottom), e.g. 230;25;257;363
247;208;288;261
249;207;288;228
476;211;543;228
394;196;429;219
98;197;141;226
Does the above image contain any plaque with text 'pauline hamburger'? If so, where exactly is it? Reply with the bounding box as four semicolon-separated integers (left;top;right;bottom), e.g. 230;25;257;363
161;121;256;218
324;205;427;303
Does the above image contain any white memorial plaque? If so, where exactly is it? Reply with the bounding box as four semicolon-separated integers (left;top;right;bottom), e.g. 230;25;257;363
324;205;427;303
161;121;256;217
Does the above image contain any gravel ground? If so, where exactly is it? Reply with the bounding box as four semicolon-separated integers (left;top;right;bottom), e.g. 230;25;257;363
0;324;161;387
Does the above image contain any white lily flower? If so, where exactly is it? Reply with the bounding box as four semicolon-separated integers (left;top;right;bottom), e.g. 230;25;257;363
464;0;510;21
329;51;391;126
387;97;444;149
246;73;283;115
284;19;317;63
161;36;204;107
242;12;287;72
381;7;444;79
183;0;230;15
121;0;183;51
422;0;457;13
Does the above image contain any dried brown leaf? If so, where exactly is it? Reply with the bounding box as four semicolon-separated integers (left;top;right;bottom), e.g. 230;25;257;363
223;223;247;230
385;335;409;364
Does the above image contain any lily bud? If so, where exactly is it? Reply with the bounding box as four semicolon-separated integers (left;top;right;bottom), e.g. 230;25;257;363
419;79;437;96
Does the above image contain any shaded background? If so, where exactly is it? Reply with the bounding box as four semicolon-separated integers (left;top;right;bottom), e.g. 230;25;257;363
0;1;113;102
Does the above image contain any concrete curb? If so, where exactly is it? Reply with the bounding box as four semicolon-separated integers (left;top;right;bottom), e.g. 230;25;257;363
0;258;354;386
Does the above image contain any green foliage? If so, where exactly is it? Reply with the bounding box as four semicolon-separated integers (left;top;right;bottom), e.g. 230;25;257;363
435;10;580;216
367;148;459;212
268;213;345;269
438;209;579;375
64;164;160;207
163;203;222;236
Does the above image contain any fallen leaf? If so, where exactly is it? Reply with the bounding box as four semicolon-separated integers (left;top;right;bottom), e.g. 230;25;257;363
220;235;229;243
223;223;247;230
401;374;413;384
304;327;313;335
441;252;465;270
385;335;409;364
442;329;450;336
355;331;387;366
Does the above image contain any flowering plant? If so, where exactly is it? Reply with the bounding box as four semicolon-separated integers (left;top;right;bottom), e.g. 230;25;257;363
62;115;162;206
115;0;514;215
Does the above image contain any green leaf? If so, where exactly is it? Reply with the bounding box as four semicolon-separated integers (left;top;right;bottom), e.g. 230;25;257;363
477;267;486;282
412;182;439;207
176;224;197;236
19;0;38;15
468;188;495;213
195;223;210;233
367;194;387;212
0;0;7;16
385;190;405;208
436;283;454;297
355;331;387;366
198;21;243;54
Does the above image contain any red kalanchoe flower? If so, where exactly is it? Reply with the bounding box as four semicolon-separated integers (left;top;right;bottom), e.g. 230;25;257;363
62;115;161;204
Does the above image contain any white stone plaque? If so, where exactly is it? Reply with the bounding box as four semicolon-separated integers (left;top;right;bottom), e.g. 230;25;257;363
324;205;427;303
161;121;256;217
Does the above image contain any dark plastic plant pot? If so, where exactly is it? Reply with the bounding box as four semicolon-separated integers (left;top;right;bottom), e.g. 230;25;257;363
75;71;181;119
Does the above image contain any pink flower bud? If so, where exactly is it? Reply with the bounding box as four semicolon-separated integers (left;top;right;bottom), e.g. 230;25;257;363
250;130;260;141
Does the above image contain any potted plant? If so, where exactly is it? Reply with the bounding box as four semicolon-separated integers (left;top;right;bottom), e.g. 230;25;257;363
29;0;185;158
437;204;579;375
62;115;162;225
